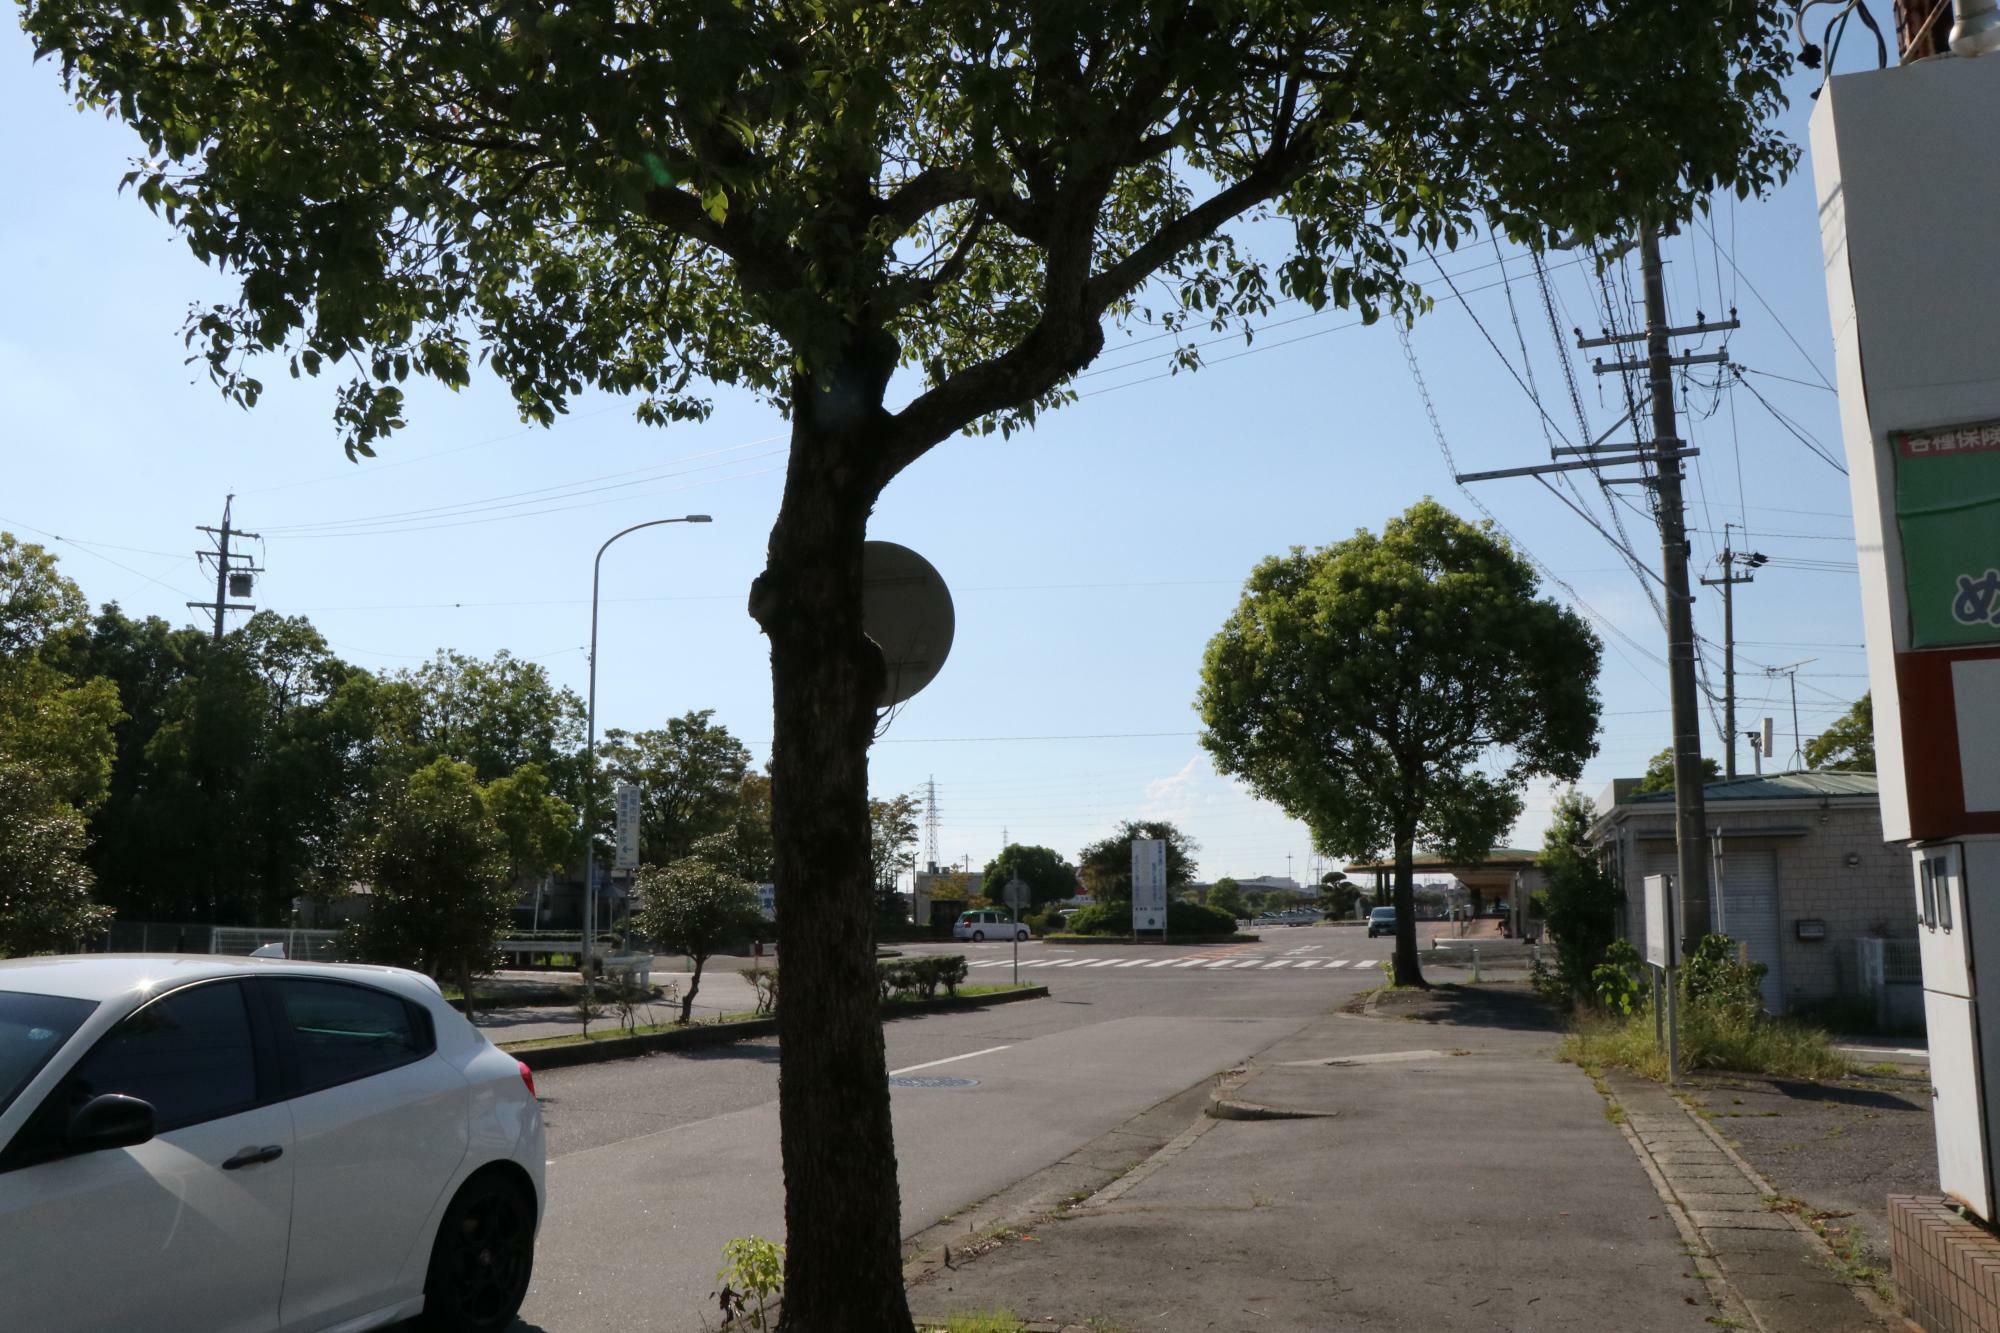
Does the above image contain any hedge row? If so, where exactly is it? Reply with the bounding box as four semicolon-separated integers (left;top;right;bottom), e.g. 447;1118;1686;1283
879;954;969;1001
735;955;972;1011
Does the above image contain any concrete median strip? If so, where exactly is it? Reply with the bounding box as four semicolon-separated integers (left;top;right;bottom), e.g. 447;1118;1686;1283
506;985;1049;1071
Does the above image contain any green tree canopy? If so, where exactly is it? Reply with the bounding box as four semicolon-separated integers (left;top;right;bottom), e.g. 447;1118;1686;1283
483;761;579;888
0;755;112;957
350;758;513;1011
371;649;586;797
0;535;122;813
600;710;752;866
1537;790;1621;1001
1198;500;1602;986
1806;694;1874;773
20;1;1796;1319
633;855;763;1024
868;794;921;919
1633;745;1722;794
1207;877;1248;919
1077;821;1198;903
979;843;1076;912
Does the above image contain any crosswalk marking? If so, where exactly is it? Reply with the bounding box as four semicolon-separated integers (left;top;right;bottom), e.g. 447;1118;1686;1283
944;952;1373;975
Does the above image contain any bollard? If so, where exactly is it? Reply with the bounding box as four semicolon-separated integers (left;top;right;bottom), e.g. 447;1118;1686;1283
1471;946;1481;983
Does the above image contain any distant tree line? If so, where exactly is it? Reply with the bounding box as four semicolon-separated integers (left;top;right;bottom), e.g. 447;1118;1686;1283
0;535;784;956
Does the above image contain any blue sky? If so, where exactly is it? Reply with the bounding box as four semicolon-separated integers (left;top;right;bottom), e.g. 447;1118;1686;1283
0;29;1865;883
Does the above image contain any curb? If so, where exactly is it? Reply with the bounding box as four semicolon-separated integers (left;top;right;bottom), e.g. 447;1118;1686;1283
508;985;1050;1071
1597;1071;1900;1332
1205;1097;1337;1122
1675;1089;1905;1328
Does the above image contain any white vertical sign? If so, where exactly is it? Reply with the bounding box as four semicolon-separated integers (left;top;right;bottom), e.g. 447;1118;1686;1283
613;781;642;871
1131;838;1168;932
1643;874;1676;969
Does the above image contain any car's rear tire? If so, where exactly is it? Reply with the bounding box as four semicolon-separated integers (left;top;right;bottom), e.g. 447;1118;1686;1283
1016;929;1029;941
972;930;986;941
421;1172;536;1333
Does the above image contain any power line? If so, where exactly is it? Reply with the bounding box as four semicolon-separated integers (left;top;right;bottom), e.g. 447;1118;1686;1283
1693;215;1836;391
263;439;784;533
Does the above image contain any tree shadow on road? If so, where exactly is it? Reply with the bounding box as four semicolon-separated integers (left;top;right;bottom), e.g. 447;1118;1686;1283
1378;982;1566;1034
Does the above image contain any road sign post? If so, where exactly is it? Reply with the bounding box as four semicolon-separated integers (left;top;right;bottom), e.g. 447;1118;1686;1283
1003;877;1029;985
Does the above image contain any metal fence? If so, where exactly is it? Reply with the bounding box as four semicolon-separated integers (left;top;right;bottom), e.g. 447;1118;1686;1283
1853;936;1925;1031
100;922;342;962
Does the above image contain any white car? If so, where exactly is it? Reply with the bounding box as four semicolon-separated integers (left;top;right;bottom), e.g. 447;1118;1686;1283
0;954;546;1333
952;909;1029;942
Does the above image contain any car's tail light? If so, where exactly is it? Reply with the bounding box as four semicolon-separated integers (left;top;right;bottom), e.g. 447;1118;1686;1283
518;1061;537;1097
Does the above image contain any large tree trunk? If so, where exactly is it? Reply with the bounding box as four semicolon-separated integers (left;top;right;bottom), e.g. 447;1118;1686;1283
749;370;914;1331
1391;833;1427;989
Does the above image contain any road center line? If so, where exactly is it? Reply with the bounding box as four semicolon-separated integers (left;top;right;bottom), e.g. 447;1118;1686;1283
890;1045;1013;1076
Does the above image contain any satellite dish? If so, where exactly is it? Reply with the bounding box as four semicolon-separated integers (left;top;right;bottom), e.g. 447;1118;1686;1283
862;541;955;707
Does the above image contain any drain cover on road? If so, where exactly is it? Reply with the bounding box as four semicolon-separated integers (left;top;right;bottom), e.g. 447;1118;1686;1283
888;1075;978;1088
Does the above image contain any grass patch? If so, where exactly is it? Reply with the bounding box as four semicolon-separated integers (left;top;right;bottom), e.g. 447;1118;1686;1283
1560;1005;1851;1082
922;1313;1021;1333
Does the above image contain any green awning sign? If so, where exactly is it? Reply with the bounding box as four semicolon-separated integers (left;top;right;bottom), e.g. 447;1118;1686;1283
1894;423;2000;648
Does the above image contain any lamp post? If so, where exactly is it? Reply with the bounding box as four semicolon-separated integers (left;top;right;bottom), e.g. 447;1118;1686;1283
579;515;713;973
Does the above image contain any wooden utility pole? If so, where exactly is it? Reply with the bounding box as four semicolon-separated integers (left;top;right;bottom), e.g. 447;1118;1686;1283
1450;223;1735;953
188;494;262;640
1636;225;1716;953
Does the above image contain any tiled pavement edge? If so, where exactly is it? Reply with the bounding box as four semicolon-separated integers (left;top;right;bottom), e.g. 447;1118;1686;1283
1601;1069;1900;1333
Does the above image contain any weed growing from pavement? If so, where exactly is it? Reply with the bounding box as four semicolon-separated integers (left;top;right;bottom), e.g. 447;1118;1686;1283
1561;1006;1851;1082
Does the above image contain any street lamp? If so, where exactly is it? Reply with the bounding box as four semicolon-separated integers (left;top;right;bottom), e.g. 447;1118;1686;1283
580;515;713;973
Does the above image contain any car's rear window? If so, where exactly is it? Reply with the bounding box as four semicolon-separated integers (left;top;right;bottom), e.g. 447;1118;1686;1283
0;991;97;1117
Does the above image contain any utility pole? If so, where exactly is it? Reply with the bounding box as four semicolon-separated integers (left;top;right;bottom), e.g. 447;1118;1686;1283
1698;524;1767;777
1450;223;1733;954
188;494;262;640
1762;661;1813;769
1634;224;1717;955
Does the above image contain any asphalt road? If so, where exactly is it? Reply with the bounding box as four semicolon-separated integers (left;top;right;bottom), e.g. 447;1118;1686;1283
506;929;1393;1332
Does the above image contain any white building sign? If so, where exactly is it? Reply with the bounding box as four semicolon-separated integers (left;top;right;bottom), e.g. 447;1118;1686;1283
1131;838;1168;932
613;781;642;871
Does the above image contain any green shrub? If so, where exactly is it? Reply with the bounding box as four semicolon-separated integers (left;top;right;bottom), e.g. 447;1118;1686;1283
738;967;779;1015
1169;899;1238;935
1591;937;1645;1015
876;954;969;1001
1058;899;1236;936
1060;902;1125;935
1681;933;1766;1016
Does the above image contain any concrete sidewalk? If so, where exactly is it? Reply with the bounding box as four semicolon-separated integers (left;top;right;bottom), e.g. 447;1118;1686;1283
907;985;1724;1331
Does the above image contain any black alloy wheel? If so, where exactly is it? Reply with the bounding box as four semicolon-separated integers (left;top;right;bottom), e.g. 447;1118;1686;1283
422;1174;535;1332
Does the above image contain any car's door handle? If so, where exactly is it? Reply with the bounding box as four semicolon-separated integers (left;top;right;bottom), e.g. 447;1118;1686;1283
222;1145;284;1170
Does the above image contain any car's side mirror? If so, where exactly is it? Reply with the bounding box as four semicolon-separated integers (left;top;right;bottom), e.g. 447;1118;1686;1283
66;1094;156;1153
